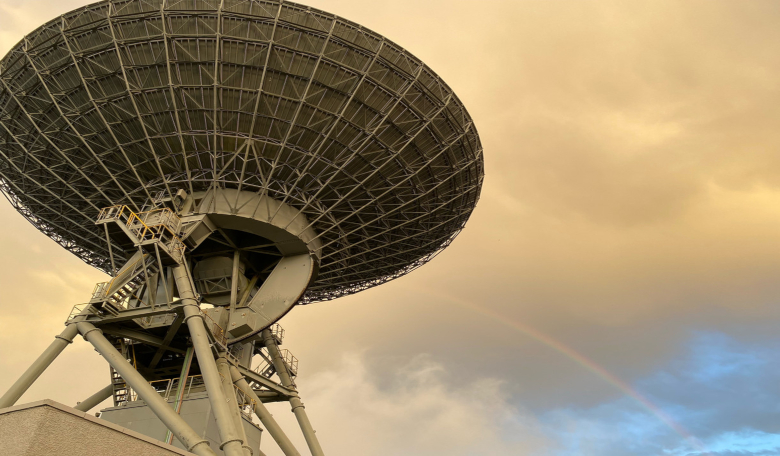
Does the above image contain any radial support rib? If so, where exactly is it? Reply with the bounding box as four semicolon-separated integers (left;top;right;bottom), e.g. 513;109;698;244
74;384;114;412
0;324;80;408
76;321;216;456
172;264;245;456
261;329;325;456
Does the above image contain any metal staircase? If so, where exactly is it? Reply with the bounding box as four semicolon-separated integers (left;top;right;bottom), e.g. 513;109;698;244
110;338;130;406
90;254;160;316
250;324;298;380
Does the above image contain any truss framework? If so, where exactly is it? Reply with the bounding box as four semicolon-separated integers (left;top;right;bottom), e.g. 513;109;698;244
0;0;484;303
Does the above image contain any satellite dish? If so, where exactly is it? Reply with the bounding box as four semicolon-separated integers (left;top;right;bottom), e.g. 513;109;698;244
0;1;484;455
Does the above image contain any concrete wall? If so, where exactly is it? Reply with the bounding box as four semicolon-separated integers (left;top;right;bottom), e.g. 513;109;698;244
0;400;193;456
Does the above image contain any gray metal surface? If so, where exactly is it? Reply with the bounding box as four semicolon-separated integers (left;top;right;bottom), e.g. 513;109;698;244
216;357;252;456
0;0;484;304
174;264;245;456
231;252;313;336
99;392;263;456
77;321;217;456
74;384;114;412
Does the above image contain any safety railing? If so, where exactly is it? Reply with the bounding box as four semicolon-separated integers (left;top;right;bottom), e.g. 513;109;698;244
96;205;186;264
253;347;298;378
92;282;110;300
269;323;285;343
138;208;182;236
281;349;298;377
96;205;132;224
92;255;155;311
65;303;96;322
121;373;255;420
127;375;207;403
129;208;182;246
202;310;227;346
254;356;275;378
234;382;256;418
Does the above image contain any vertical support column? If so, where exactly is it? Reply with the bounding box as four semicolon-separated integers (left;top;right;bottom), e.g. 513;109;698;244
229;250;241;314
76;322;217;456
0;324;80;408
262;330;325;456
172;265;245;456
166;346;194;445
74;384;114;412
216;357;252;456
229;365;302;456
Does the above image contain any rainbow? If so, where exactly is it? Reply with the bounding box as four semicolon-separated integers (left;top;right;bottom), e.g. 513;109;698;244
411;286;711;455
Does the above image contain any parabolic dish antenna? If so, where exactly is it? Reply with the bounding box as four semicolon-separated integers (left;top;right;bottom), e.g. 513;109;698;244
0;0;484;303
0;1;484;455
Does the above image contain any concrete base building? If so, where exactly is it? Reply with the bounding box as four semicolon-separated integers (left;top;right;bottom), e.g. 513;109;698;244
0;400;195;456
100;391;263;455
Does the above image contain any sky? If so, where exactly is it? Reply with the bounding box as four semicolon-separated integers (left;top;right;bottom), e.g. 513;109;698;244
1;0;780;455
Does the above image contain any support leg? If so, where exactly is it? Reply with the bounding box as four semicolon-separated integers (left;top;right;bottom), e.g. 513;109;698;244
0;324;80;408
74;384;113;412
262;330;325;456
216;356;252;456
229;365;302;456
173;265;245;456
76;322;216;456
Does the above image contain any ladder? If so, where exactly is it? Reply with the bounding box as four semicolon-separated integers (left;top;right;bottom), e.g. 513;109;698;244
110;338;130;406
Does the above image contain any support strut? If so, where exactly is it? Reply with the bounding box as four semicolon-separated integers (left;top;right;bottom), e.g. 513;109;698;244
76;321;217;456
0;324;80;408
173;264;246;456
262;329;325;456
216;356;252;456
74;384;113;412
229;365;302;456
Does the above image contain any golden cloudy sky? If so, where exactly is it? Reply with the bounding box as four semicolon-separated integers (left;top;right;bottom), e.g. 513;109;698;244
2;0;780;454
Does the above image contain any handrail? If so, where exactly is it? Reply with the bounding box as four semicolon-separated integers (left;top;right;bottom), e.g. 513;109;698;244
96;205;187;264
281;349;299;377
270;323;285;342
107;254;147;291
125;375;208;404
92;282;110;300
201;311;227;346
65;303;94;323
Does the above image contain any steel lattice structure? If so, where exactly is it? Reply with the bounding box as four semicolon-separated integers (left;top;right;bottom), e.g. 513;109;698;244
0;0;484;303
